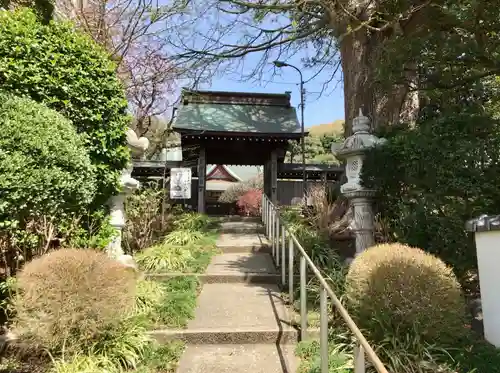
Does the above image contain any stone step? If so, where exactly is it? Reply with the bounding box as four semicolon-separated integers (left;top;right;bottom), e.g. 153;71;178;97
146;252;280;284
216;233;271;253
146;272;281;285
150;283;297;344
206;253;277;276
219;220;265;234
149;327;299;344
175;344;298;373
216;216;262;223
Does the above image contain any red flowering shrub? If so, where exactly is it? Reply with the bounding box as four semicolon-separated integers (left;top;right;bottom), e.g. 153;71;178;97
236;189;262;216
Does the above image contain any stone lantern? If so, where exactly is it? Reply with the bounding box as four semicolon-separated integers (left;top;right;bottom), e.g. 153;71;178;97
332;109;386;257
106;128;149;268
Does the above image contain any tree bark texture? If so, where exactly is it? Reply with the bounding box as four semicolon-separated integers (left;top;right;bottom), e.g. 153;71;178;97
339;25;419;136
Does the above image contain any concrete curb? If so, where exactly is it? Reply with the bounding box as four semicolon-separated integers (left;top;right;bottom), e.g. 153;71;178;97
148;327;320;345
219;227;266;234
215;216;262;223
218;244;271;254
148;328;297;344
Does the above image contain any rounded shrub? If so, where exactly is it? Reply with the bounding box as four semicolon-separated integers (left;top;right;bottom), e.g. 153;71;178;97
345;243;466;344
0;92;95;227
219;176;263;203
14;248;136;354
236;188;262;216
0;9;129;206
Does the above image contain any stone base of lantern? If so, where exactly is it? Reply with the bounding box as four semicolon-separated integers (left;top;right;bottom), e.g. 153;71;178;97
107;224;138;270
105;165;141;271
343;189;376;258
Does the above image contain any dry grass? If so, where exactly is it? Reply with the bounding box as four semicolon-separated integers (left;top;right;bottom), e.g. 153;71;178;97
13;249;137;354
304;185;349;236
346;243;467;344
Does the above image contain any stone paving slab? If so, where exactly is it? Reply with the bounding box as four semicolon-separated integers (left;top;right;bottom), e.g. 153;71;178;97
176;344;298;373
205;253;277;275
187;283;291;330
219;220;265;234
162;217;299;372
216;233;271;253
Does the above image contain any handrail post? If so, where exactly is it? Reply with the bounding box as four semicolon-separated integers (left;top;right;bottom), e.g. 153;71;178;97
263;195;388;373
320;285;329;373
300;255;308;341
354;344;366;373
263;196;266;225
267;202;271;238
288;236;294;304
271;209;275;258
281;225;286;285
276;217;280;266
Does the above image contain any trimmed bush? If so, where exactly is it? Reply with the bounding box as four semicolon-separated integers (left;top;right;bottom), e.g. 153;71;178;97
236;188;262;216
0;93;95;225
14;249;136;354
345;243;466;344
0;9;129;207
0;93;98;273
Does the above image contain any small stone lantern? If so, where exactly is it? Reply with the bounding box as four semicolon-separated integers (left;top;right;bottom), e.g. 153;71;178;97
465;214;500;347
106;128;149;268
332;109;386;257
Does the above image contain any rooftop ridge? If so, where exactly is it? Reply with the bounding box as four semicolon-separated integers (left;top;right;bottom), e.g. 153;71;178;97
181;88;292;107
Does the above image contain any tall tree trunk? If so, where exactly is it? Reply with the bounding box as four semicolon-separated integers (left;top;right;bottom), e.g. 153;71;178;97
339;28;419;136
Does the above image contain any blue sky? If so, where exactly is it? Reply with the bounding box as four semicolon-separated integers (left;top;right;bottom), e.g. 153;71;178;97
171;5;345;127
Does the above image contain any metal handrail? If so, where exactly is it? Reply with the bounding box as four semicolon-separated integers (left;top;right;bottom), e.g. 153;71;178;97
261;194;389;373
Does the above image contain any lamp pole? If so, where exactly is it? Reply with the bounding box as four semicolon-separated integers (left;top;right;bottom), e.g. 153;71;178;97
273;61;307;204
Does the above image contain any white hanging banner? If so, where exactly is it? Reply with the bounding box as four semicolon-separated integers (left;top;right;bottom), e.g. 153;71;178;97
170;168;192;199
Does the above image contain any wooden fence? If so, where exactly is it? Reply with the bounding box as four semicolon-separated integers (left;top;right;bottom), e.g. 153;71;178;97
165;179;337;214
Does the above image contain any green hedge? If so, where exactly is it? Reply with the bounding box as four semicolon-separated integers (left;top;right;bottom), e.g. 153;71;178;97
362;94;500;282
0;9;129;207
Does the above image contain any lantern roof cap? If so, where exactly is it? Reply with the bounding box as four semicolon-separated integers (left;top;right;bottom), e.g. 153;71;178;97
333;109;386;159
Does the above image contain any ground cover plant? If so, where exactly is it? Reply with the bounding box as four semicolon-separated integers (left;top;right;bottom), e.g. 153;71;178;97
0;211;219;372
134;212;219;274
136;276;199;329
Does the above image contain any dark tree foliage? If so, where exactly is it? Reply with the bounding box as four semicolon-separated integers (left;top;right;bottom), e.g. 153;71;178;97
362;84;500;284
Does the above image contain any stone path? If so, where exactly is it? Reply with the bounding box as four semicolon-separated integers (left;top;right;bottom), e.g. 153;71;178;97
152;216;299;373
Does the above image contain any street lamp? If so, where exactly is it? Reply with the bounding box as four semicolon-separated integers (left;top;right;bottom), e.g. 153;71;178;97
273;60;307;204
